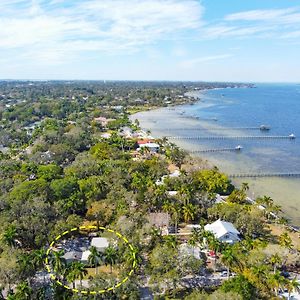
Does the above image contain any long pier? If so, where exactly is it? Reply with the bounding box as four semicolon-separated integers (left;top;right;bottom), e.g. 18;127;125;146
229;173;300;178
166;126;270;131
168;135;295;140
190;147;242;153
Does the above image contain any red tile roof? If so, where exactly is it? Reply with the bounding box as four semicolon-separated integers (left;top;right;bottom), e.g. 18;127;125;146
137;139;154;145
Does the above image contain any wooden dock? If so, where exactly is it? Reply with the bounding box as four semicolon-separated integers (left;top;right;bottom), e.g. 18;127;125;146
229;173;300;178
189;147;242;153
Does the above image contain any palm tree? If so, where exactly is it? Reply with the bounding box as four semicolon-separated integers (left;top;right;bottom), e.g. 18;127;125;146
178;185;193;205
182;203;197;223
191;227;203;243
149;226;162;248
162;200;173;215
50;250;66;277
202;230;215;249
66;261;87;289
258;195;274;207
124;246;142;269
162;201;181;235
241;237;255;252
66;265;76;289
268;271;287;297
241;182;249;193
269;253;282;274
15;281;33;300
221;246;239;279
2;225;17;248
279;232;293;250
164;235;178;249
32;248;47;283
17;254;35;283
171;202;181;234
32;248;46;270
88;246;102;275
72;261;88;288
246;265;269;293
104;246;118;274
188;236;197;256
256;195;278;219
251;265;268;282
207;236;223;271
286;277;300;299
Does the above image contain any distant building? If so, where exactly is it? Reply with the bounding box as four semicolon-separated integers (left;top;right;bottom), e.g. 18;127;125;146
132;130;148;138
119;127;133;138
111;105;123;112
138;142;160;153
91;237;109;252
167;191;178;196
101;132;112;139
136;139;155;145
94;117;116;127
147;212;170;235
204;219;240;244
23;121;41;136
156;170;181;185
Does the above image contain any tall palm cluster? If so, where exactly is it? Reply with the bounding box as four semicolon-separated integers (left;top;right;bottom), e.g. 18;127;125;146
49;245;119;289
188;226;300;298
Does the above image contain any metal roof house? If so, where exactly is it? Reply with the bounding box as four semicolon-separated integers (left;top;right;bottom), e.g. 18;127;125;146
91;237;109;252
138;142;160;153
81;250;92;263
62;251;82;263
204;219;240;244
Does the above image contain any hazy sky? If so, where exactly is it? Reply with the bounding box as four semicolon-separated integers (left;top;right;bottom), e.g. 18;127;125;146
1;0;300;82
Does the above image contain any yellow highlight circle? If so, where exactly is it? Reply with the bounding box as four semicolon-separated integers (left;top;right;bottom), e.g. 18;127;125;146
45;225;137;295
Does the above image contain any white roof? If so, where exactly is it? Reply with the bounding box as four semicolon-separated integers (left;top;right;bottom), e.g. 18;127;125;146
169;170;180;177
186;224;201;229
91;237;109;249
101;133;111;138
81;250;91;261
63;251;82;260
204;219;239;239
167;191;178;196
139;143;160;148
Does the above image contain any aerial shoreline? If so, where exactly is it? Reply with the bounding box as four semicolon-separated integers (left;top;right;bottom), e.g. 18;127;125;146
130;87;300;227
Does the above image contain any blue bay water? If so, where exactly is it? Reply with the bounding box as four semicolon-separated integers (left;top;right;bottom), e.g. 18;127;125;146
132;84;300;224
182;84;300;173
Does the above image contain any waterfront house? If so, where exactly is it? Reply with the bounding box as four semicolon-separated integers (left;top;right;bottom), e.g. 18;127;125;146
138;142;160;153
204;219;240;244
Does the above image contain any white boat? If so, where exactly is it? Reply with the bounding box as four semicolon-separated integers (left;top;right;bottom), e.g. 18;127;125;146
259;125;270;131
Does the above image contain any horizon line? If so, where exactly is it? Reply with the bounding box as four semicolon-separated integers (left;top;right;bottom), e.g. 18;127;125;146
0;79;299;84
